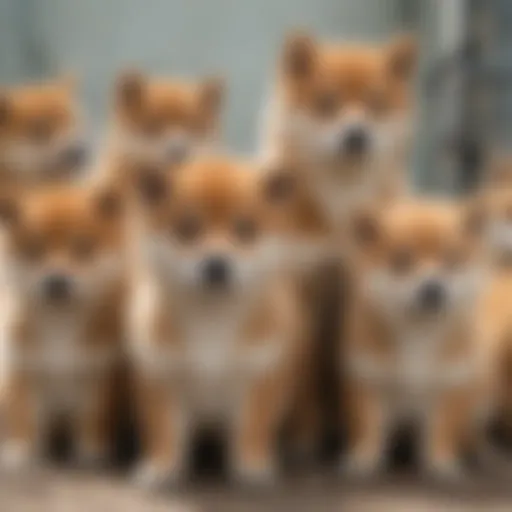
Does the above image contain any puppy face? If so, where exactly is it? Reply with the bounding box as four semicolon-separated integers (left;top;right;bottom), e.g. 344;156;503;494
134;156;323;296
114;71;224;167
0;77;87;179
352;202;485;324
278;32;416;173
0;185;124;307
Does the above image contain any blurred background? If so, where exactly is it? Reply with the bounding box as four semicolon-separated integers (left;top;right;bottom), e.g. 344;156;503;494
3;0;503;194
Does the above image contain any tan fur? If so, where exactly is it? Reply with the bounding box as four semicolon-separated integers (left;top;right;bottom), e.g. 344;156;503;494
0;77;86;188
128;155;317;487
102;71;224;186
342;201;486;479
0;183;126;469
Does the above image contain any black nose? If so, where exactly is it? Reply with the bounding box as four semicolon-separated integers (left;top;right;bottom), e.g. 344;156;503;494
43;274;72;302
202;256;230;289
61;143;88;170
341;127;370;157
418;280;446;312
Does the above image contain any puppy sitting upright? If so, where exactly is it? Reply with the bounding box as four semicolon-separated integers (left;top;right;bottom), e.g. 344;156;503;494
343;201;486;479
0;183;126;470
262;30;417;226
106;70;224;182
129;156;316;488
0;77;88;187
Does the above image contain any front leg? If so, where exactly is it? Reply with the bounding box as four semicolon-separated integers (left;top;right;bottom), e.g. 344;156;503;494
231;369;289;486
74;373;114;467
341;380;388;478
132;374;188;490
1;374;40;471
422;388;474;481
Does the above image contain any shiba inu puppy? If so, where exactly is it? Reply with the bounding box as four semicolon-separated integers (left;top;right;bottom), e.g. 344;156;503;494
128;155;325;488
473;189;512;442
261;30;418;228
106;70;224;182
0;183;126;470
342;201;487;480
0;77;88;187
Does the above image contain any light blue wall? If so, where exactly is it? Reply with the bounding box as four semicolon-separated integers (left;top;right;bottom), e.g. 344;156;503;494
0;0;407;152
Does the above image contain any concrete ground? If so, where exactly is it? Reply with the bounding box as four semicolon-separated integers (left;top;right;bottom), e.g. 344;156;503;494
2;469;512;512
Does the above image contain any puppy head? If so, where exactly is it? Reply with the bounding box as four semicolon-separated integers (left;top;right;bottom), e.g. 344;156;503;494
133;155;319;296
350;201;486;323
114;71;224;166
0;183;124;307
278;31;417;171
0;76;88;180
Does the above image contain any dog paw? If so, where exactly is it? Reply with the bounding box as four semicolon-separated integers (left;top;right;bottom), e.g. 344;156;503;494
425;458;466;484
0;440;32;472
132;460;183;491
232;457;277;488
339;452;382;480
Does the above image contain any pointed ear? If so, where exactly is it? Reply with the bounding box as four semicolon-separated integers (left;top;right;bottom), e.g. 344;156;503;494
351;210;381;248
463;196;487;239
132;165;169;206
59;72;79;93
93;184;124;220
486;150;512;186
198;75;225;116
386;33;418;81
116;69;145;111
282;30;317;80
0;93;11;127
262;165;297;204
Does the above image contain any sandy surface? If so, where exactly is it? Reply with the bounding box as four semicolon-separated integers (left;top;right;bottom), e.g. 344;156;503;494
2;469;512;512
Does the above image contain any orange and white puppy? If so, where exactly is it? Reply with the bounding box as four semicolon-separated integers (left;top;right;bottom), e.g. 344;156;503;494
0;183;126;470
473;189;512;439
128;155;322;488
0;77;88;186
342;201;487;479
261;31;417;229
105;70;224;181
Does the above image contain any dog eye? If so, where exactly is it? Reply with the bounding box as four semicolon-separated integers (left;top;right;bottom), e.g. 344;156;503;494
444;247;465;270
389;248;413;274
22;238;45;261
233;216;258;243
367;89;389;115
73;236;96;260
27;118;53;143
174;214;202;243
314;91;339;117
142;115;166;137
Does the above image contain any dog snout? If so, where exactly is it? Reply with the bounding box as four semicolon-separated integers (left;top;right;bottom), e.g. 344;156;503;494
165;141;189;165
339;126;370;157
417;279;446;313
60;142;89;170
201;255;231;290
42;273;73;302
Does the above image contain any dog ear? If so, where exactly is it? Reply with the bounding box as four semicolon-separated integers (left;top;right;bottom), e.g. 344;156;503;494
387;33;418;81
116;69;145;111
132;164;169;206
351;209;381;248
198;75;225;117
94;184;124;220
463;196;487;239
262;165;297;204
282;30;317;80
0;93;11;127
0;193;20;228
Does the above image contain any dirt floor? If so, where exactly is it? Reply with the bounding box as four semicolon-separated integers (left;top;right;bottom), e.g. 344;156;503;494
2;468;512;512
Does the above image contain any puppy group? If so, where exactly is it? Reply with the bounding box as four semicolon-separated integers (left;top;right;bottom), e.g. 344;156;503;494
0;29;510;491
